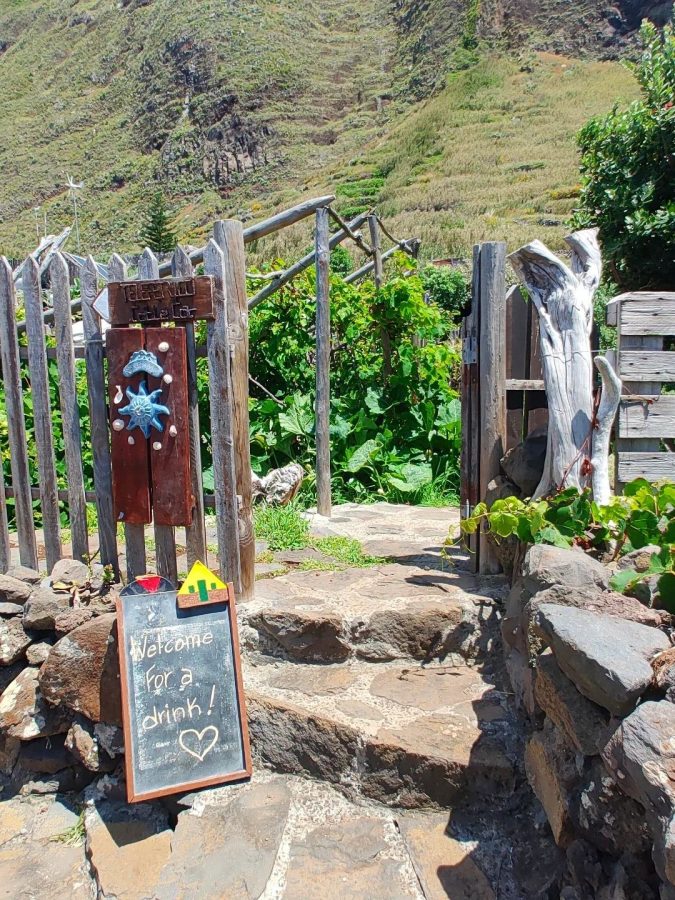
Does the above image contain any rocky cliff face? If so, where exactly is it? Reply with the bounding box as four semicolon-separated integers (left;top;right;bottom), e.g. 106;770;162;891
393;0;673;97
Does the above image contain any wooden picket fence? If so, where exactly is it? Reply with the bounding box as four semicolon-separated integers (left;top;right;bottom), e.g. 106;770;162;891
0;196;419;591
0;224;255;598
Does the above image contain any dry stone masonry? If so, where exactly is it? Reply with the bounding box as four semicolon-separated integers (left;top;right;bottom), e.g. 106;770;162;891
505;543;675;898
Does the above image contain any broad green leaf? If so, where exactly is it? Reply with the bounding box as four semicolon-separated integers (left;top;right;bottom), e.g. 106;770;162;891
657;573;675;614
610;568;641;593
346;439;379;473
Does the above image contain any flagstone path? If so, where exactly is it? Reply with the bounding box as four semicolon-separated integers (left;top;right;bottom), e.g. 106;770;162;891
0;504;559;898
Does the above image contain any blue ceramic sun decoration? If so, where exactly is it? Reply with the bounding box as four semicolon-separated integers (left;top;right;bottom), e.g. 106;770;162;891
118;380;170;438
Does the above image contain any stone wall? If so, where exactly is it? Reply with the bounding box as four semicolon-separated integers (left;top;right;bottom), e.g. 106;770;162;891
0;561;124;792
504;544;675;898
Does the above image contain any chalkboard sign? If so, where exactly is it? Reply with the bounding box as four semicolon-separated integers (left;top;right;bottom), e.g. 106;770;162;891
116;588;251;801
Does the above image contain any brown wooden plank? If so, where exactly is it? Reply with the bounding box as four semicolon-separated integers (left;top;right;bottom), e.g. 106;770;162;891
204;238;241;586
618;351;675;382
617;452;675;483
107;276;214;326
525;292;548;434
172;246;207;568
505;286;528;450
23;256;62;572
618;395;675;439
314;207;332;518
214;220;255;601
0;259;38;569
109;254;146;580
478;242;506;575
52;253;89;562
145;328;192;526
106;328;152;525
506;379;546;391
617;295;675;336
81;256;118;577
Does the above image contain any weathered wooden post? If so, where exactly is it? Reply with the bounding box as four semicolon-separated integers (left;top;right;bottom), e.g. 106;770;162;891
109;253;147;581
138;248;177;585
0;258;38;569
368;214;392;378
171;246;207;570
214;220;255;601
53;252;89;563
315;207;332;517
23;257;62;572
478;242;507;575
81;256;118;577
204;238;241;587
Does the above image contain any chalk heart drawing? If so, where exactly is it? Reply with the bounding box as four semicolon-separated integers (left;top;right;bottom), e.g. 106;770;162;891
178;726;219;762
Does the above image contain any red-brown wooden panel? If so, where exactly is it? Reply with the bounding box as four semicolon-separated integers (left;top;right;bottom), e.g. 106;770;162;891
107;328;152;525
145;328;193;526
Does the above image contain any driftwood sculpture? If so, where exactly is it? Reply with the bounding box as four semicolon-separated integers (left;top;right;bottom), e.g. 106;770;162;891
251;462;304;505
509;229;621;504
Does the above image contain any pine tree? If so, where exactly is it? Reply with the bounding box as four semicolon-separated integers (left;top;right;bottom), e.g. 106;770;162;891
139;192;177;254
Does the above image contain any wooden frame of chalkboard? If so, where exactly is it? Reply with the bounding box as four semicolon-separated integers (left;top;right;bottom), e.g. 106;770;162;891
116;590;252;802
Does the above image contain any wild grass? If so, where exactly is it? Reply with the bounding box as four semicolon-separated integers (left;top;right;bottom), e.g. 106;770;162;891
253;502;386;571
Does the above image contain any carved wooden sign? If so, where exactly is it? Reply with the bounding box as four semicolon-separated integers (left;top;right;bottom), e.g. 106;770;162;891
117;566;251;802
108;276;214;326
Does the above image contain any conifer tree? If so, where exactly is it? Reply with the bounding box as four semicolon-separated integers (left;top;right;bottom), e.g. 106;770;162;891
139;191;177;254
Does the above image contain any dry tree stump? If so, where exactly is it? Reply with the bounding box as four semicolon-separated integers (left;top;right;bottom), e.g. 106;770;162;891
509;228;621;503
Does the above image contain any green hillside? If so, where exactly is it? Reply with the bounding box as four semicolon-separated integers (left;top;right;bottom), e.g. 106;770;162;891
0;0;661;259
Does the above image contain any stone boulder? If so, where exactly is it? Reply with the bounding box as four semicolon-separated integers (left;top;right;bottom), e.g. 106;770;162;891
16;733;72;774
534;604;669;715
602;701;675;887
502;546;610;656
570;757;651;858
39;614;122;725
23;589;70;631
524;720;578;846
0;602;24;617
501;426;547;497
0;617;32;664
534;650;609;756
49;558;90;587
0;667;70;740
65;715;116;772
0;573;33;605
6;565;41;585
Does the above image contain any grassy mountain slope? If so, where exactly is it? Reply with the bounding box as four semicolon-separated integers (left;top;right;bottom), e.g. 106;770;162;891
0;0;663;259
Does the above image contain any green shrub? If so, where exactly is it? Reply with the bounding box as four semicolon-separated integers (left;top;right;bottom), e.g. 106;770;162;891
419;265;470;322
461;480;675;610
572;22;675;289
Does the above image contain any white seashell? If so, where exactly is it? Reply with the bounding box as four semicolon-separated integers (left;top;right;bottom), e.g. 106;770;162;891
127;436;135;445
114;386;123;404
153;441;162;451
158;341;170;353
169;425;178;437
112;419;125;432
162;373;173;384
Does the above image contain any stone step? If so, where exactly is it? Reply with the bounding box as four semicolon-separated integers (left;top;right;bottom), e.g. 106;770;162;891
244;657;518;809
239;562;507;665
